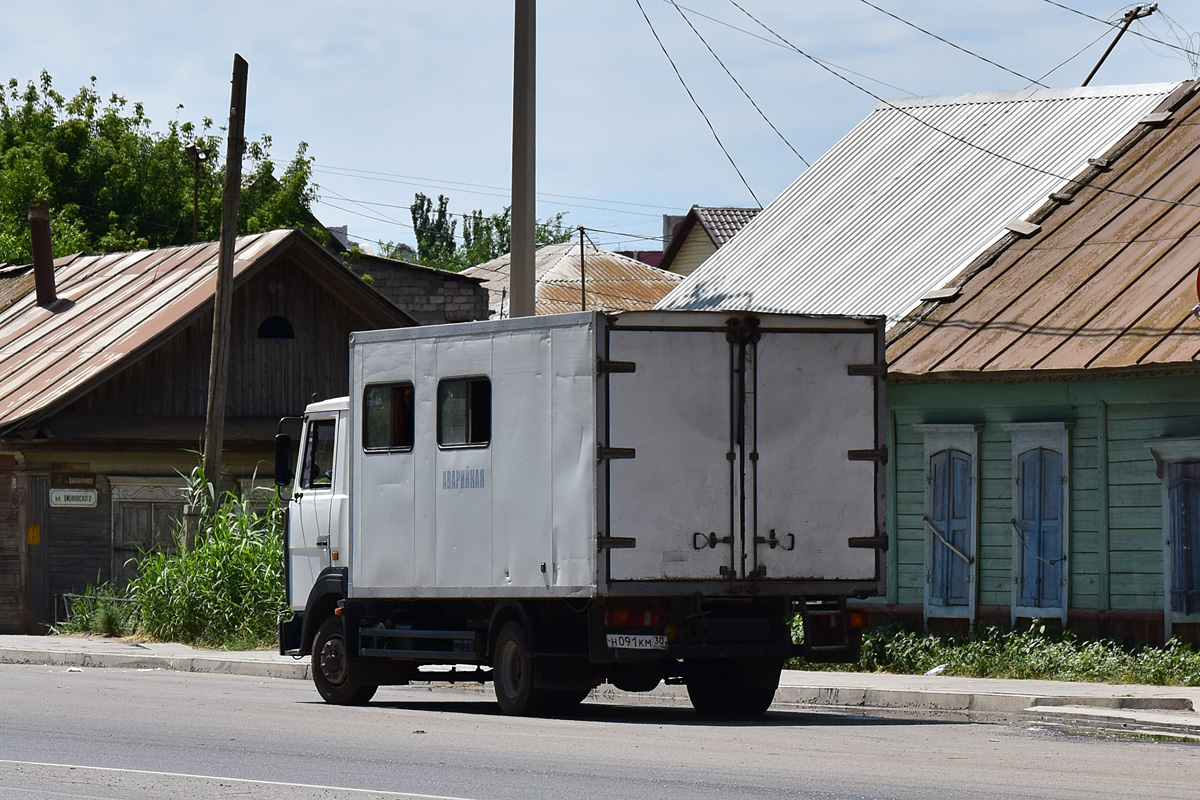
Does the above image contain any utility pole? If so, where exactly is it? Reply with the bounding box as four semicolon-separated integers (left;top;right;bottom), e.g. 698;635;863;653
579;226;586;311
1083;3;1156;87
201;54;248;527
185;144;209;243
510;0;536;317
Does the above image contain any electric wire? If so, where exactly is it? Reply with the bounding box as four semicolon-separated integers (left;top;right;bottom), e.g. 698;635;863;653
727;0;1200;213
659;0;917;96
854;0;1049;87
635;0;762;207
1029;25;1117;85
669;1;809;166
1040;0;1200;58
314;164;673;212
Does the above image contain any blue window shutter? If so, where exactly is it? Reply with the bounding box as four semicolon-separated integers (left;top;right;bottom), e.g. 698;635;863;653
930;450;950;605
948;451;972;605
1016;450;1042;607
1169;463;1200;615
929;449;971;607
1016;448;1065;609
1039;450;1064;608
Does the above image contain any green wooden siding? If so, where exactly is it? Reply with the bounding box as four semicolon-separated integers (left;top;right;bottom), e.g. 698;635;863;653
889;374;1200;620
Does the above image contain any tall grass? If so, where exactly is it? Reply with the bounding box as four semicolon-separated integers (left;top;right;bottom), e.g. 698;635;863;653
129;467;287;648
790;621;1200;686
56;466;288;650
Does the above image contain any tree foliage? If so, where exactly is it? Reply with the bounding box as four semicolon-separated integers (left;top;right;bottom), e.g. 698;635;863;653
0;72;325;265
391;191;570;271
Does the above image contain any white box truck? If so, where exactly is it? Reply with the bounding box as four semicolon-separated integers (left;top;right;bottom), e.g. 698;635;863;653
276;310;887;716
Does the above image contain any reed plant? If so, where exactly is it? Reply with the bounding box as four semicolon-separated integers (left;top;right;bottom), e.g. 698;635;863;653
128;466;287;648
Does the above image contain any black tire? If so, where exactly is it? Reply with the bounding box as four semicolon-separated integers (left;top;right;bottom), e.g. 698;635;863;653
685;658;781;717
312;616;378;705
492;621;549;716
545;686;592;717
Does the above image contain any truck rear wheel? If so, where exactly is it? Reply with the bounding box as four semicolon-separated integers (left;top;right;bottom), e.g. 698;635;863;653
492;621;550;716
685;658;781;717
313;616;378;705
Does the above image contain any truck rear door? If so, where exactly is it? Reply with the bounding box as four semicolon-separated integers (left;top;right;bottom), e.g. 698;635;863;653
603;312;884;585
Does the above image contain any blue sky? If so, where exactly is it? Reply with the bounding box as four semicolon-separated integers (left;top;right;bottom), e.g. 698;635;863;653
3;1;1198;253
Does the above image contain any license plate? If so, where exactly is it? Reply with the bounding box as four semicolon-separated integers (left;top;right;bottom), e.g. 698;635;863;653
606;633;667;650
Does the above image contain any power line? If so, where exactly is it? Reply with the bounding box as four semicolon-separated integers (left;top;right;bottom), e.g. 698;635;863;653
1030;26;1116;85
315;164;675;213
635;0;762;207
669;1;809;166
1040;0;1200;58
659;0;917;97
314;167;663;219
727;0;1200;214
855;0;1049;87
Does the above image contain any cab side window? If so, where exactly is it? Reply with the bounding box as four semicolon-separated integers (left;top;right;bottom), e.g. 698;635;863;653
301;419;337;489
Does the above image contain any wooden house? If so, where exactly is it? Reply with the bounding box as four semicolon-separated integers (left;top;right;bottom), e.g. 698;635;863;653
887;79;1200;644
0;229;413;633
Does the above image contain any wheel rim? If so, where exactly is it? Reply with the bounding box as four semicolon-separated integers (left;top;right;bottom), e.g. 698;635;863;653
319;635;349;687
495;637;524;699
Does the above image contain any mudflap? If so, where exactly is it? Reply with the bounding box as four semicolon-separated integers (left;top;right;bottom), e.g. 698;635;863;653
279;612;304;656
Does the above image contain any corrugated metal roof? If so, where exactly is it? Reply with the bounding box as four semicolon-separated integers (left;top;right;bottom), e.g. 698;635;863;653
0;229;406;432
462;241;682;317
888;79;1200;379
657;82;1183;326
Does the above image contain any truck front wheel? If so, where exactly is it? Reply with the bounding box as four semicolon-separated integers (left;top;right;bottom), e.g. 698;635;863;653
312;616;378;705
492;621;550;716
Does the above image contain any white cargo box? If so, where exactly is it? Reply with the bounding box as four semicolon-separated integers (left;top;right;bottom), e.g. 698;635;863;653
346;310;885;600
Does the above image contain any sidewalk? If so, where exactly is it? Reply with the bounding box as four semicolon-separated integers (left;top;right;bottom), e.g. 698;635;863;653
2;634;1198;738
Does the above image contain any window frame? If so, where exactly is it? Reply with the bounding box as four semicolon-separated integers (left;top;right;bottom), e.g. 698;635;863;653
915;424;980;626
436;376;492;449
300;417;337;491
1147;436;1200;639
362;382;416;453
1004;422;1070;625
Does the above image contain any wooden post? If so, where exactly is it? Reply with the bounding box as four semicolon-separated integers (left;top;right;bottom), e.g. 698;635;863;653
201;54;248;522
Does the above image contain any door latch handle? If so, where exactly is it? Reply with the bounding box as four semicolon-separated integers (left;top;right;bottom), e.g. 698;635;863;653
316;538;329;547
693;531;733;550
754;529;795;551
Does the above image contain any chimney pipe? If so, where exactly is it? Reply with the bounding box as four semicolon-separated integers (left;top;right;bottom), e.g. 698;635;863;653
28;200;57;306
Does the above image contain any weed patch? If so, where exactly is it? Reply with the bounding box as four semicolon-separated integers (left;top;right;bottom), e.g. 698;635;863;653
790;621;1200;686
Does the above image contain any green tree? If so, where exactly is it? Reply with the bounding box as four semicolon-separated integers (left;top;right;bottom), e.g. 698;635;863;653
0;72;325;264
409;192;459;269
406;192;571;271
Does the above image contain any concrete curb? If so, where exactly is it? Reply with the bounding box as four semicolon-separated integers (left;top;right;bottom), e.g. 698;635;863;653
3;644;1199;738
0;648;311;681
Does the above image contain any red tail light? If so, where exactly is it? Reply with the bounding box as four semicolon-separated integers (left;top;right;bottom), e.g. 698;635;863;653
604;609;662;628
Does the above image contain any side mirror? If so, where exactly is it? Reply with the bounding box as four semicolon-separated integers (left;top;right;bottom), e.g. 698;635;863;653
274;434;294;487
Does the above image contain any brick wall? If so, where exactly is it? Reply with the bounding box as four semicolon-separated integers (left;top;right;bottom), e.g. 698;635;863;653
352;258;489;325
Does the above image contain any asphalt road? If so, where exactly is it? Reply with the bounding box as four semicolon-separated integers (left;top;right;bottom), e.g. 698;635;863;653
1;664;1197;800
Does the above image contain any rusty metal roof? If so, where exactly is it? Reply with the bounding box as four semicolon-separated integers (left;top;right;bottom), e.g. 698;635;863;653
462;241;682;317
0;230;410;433
888;80;1200;379
658;83;1182;325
